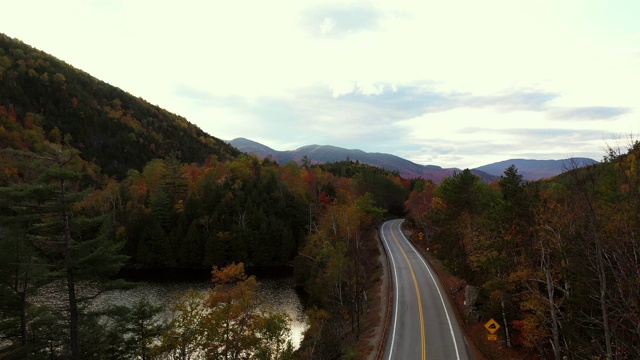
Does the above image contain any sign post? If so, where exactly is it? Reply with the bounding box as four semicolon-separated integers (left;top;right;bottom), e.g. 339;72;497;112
484;318;500;341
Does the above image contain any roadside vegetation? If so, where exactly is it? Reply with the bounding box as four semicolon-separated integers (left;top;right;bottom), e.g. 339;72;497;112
405;139;640;359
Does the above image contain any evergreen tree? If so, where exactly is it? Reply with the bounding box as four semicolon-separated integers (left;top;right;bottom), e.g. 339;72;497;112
162;152;189;209
0;145;128;359
136;213;171;268
180;221;205;267
0;223;46;353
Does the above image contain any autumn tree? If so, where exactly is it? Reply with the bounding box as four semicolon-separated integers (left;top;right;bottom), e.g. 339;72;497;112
295;188;385;356
153;289;208;360
404;179;436;245
153;263;294;360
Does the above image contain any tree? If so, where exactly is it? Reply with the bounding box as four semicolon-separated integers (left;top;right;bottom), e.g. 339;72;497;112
162;152;189;210
254;313;294;360
431;169;497;276
0;144;128;359
154;263;294;360
153;289;208;360
122;298;166;360
0;223;46;352
203;262;263;359
563;162;614;359
404;179;436;245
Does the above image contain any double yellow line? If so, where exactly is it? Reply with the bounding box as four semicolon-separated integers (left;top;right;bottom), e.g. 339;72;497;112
390;221;426;360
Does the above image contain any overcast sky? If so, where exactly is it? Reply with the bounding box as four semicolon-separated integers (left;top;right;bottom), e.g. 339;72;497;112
4;0;639;168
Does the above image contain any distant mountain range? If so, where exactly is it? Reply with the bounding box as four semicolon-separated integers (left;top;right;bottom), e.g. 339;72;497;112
229;138;598;182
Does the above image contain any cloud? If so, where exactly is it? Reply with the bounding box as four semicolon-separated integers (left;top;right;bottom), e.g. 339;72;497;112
173;84;249;109
549;106;632;120
460;90;559;112
302;3;382;38
172;79;633;168
172;82;421;151
334;82;454;118
174;84;214;102
400;126;612;169
334;84;560;117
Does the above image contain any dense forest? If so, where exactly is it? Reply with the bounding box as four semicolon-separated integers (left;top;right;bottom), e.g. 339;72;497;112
405;141;640;359
2;32;639;360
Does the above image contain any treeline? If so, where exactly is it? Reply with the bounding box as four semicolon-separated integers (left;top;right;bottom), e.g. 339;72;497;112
114;154;309;269
405;142;640;359
293;162;409;358
0;33;239;179
0;103;412;358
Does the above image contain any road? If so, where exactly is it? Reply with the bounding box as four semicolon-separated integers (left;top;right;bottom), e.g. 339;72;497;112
381;219;472;360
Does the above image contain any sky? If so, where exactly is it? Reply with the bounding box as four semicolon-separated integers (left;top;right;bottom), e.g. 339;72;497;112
4;0;639;169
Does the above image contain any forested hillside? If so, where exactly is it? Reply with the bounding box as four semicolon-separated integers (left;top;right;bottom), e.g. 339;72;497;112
0;33;239;178
405;142;640;359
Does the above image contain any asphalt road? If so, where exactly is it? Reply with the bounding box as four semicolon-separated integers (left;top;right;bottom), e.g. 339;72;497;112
381;219;472;360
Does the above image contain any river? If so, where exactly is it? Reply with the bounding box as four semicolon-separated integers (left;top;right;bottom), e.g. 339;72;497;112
90;273;308;349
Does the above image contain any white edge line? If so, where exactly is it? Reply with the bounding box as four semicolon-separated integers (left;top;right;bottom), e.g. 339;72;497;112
396;220;462;360
381;221;400;360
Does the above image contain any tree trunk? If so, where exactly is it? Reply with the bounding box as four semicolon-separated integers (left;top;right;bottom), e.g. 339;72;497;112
595;239;612;360
500;293;512;348
542;242;561;360
572;165;613;360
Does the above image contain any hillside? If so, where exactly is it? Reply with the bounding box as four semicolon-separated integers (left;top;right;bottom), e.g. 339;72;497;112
0;33;239;178
229;138;596;182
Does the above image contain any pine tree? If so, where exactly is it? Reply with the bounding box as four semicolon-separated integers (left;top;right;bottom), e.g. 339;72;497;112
0;144;128;359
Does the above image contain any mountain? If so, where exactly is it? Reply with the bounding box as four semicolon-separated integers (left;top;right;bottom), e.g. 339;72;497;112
229;138;598;182
229;138;497;182
0;33;239;178
475;158;599;181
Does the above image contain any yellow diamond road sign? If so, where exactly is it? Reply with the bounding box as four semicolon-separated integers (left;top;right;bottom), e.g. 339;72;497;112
484;318;500;334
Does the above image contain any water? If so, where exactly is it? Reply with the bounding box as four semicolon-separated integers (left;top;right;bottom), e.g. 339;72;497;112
90;276;308;348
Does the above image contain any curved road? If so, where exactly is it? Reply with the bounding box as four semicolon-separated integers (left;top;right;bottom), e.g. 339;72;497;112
381;219;472;360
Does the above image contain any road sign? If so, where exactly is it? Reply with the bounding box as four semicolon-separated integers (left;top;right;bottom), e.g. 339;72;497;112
484;318;500;334
487;334;498;341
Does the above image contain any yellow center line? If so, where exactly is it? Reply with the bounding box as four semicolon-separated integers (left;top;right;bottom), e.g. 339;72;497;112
390;221;426;360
